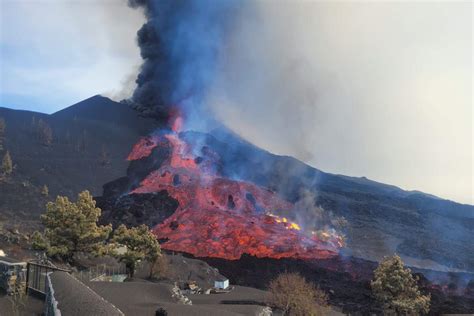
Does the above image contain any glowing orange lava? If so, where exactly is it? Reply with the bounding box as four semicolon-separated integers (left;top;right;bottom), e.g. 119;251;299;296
127;117;344;260
127;136;160;161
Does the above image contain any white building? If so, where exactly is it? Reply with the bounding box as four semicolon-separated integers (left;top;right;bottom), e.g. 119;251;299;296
214;277;229;290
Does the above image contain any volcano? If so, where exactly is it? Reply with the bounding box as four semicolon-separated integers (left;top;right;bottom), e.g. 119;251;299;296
97;113;344;260
96;113;474;314
98;115;473;270
126;122;344;260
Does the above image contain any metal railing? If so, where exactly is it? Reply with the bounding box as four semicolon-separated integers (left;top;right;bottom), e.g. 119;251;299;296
75;264;127;282
25;262;70;297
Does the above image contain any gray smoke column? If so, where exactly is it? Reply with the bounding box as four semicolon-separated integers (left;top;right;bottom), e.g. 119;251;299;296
127;0;243;120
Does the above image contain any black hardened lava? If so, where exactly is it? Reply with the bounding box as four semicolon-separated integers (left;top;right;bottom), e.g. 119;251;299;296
196;254;474;315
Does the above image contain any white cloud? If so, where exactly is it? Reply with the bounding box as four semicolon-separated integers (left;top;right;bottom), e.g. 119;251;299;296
0;0;144;113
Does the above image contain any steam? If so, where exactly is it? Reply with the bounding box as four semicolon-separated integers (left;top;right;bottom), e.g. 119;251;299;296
209;1;472;204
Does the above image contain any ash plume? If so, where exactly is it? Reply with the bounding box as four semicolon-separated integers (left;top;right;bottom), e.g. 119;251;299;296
127;0;243;119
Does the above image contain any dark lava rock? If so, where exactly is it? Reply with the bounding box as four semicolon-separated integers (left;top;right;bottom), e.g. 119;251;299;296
97;136;177;229
97;191;178;229
198;254;474;315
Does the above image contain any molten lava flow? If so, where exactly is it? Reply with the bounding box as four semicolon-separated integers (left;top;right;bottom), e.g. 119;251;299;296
267;213;301;230
127;135;160;161
127;117;344;260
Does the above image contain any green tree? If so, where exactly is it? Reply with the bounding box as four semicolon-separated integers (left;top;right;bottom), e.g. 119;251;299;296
41;191;112;261
371;255;430;315
1;151;13;176
31;231;48;251
267;272;329;316
37;119;53;146
0;117;5;151
111;224;161;278
99;145;110;166
41;185;49;196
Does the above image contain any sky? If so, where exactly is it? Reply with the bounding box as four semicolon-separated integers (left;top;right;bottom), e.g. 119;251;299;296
0;0;144;113
0;0;472;204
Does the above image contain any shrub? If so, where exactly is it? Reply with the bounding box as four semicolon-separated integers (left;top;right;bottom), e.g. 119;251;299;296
267;272;329;316
37;119;53;146
371;255;430;315
99;145;110;166
1;151;12;176
150;254;172;280
31;231;48;251
0;117;5;151
41;185;49;196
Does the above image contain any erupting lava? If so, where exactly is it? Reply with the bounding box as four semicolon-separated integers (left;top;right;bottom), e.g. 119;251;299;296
126;116;344;260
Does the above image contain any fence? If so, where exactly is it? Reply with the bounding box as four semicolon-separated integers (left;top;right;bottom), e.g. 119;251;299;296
26;262;70;297
74;264;127;282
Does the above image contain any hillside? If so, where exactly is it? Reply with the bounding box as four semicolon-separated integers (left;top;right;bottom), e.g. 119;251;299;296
1;95;472;271
0;95;473;314
94;123;474;314
98;127;474;272
196;128;474;271
0;95;157;233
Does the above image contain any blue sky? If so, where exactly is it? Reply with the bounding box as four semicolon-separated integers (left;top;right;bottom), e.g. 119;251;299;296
0;0;143;113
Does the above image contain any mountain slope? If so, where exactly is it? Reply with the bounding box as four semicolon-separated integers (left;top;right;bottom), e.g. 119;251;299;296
98;127;474;272
195;128;474;271
1;94;472;270
0;95;158;229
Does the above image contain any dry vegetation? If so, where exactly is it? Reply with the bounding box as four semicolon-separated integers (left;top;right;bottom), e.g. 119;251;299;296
267;272;329;316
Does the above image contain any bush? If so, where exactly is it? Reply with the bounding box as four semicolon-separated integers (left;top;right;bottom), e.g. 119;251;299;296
150;254;172;280
99;145;110;166
371;255;430;315
267;272;329;316
31;231;48;251
0;117;5;151
36;119;53;146
41;185;49;196
1;151;12;176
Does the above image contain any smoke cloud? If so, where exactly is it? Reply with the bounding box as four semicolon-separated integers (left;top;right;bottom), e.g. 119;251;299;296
208;1;472;204
128;1;472;204
127;0;244;119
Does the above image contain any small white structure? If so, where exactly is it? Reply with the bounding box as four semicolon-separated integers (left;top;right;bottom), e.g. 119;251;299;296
214;278;229;290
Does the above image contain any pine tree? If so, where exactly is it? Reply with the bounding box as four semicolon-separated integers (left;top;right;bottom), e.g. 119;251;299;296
41;191;112;261
1;151;13;176
0;117;5;151
111;224;161;278
41;185;49;196
37;119;53;146
371;255;430;315
99;145;110;166
31;231;48;250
